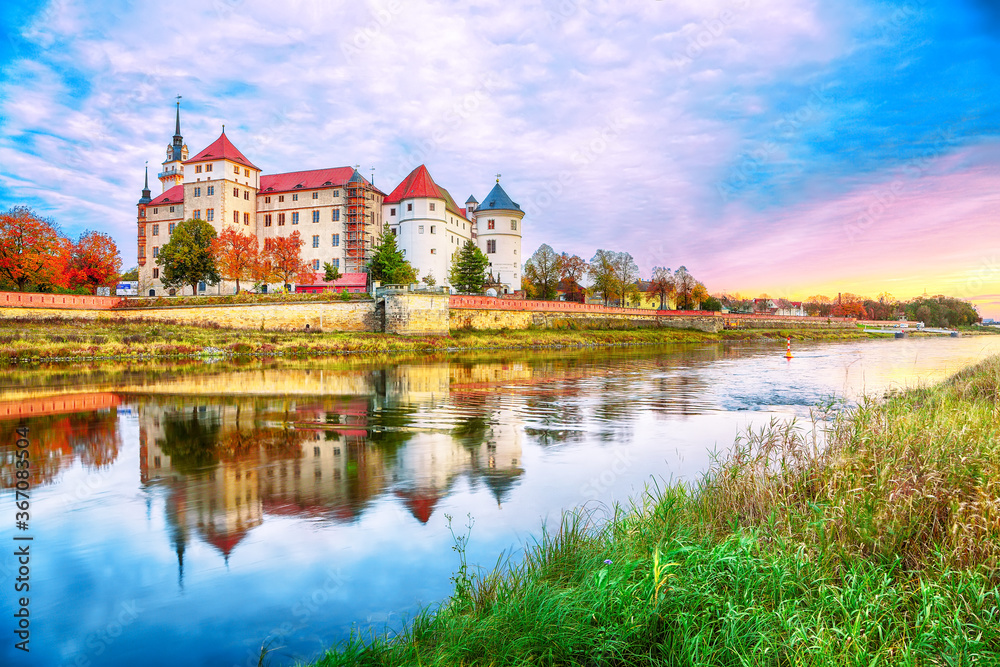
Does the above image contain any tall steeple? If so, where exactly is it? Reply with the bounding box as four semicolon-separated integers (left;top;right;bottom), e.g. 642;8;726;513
160;96;188;191
139;162;152;204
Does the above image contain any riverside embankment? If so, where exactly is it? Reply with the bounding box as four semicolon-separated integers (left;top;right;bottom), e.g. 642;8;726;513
308;355;1000;666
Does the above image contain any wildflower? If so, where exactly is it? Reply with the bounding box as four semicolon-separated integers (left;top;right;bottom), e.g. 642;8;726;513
603;559;613;565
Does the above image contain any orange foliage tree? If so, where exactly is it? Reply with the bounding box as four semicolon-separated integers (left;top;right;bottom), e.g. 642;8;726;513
67;231;122;294
210;227;259;293
0;206;68;291
262;231;315;289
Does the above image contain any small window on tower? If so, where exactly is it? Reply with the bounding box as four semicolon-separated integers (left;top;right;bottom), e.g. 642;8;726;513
511;220;517;230
429;203;436;211
488;219;495;230
430;225;436;234
153;268;159;279
418;225;424;234
390;208;396;216
407;203;413;212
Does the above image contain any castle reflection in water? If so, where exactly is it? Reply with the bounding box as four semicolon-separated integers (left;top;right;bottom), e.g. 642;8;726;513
137;362;527;569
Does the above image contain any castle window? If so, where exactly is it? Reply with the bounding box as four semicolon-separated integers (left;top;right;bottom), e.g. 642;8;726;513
199;281;206;291
168;206;174;213
207;185;215;196
234;165;239;174
168;222;176;234
234;211;239;224
193;209;201;220
265;214;272;227
244;212;250;225
278;213;285;226
265;196;271;203
430;248;436;254
390;208;396;216
152;224;159;236
244;168;250;176
333;190;340;197
332;209;340;222
312;210;320;223
430;225;436;234
486;240;496;253
244;190;250;200
511;220;517;230
153;268;159;279
312;235;319;248
331;234;339;247
139;247;145;258
195;165;202;174
194;187;201;197
330;258;339;269
234;187;239;198
206;209;215;221
292;193;298;201
205;164;213;172
407;203;413;212
488;219;495;230
312;192;319;200
292;212;299;225
152;246;159;258
418;225;424;234
313;259;320;270
429;203;436;211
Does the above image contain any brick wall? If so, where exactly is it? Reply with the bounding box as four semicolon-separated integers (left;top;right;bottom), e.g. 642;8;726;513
0;291;122;309
383;292;449;336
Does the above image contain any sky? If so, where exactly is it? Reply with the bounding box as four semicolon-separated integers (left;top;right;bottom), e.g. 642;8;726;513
0;0;998;316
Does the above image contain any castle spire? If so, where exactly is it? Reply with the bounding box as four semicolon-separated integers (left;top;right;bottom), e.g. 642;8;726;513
173;95;183;144
139;162;152;204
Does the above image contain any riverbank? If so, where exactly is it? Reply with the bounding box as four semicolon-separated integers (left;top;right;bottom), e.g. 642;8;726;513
0;317;872;365
308;355;1000;666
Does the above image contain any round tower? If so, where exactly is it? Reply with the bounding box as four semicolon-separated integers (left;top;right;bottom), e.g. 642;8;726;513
473;176;523;294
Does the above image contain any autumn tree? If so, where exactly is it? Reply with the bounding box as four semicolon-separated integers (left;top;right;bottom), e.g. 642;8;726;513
210;227;258;293
611;251;640;306
803;295;833;316
648;267;675;310
588;249;617;305
63;231;123;295
523;243;561;300
156;218;220;296
262;231;315;289
673;266;699;310
449;240;490;294
558;252;588;302
0;206;68;291
368;224;417;285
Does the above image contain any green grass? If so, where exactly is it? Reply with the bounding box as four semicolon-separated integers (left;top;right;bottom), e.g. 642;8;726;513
0;318;869;365
303;356;1000;666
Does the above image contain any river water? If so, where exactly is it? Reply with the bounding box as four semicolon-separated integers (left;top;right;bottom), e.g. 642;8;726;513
2;336;999;667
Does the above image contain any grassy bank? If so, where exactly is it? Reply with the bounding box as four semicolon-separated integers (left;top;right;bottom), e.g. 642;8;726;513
307;356;1000;666
0;317;869;365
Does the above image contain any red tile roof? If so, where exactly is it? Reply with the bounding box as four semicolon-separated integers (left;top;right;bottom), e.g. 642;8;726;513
148;184;184;206
184;131;259;170
260;167;356;194
384;165;466;218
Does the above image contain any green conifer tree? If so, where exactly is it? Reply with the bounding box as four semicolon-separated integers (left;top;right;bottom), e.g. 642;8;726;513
449;240;490;294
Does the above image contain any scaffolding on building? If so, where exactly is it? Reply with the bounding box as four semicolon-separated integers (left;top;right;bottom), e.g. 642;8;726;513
345;169;369;274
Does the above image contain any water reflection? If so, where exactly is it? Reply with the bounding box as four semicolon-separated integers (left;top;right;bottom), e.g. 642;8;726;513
4;339;1000;667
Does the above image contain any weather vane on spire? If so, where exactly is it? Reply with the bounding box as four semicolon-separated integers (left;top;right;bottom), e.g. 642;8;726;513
495;173;501;183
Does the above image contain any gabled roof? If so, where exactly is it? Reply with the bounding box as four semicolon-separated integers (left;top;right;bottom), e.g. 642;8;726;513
383;165;465;218
476;182;521;213
149;184;184;206
183;131;259;170
258;167;384;196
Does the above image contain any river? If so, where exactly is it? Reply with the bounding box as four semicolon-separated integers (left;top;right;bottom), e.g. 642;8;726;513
2;336;999;666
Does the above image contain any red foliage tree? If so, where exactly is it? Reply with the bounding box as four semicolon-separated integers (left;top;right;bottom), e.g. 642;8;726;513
210;227;259;293
262;232;315;289
67;231;122;294
0;206;68;291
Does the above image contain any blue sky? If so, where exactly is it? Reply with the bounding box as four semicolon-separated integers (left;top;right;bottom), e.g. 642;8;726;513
1;0;998;314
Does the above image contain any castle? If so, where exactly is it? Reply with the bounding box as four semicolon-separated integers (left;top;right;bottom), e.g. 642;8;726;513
137;103;523;295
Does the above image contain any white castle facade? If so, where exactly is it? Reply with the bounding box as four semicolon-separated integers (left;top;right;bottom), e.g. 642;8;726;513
137;104;523;295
